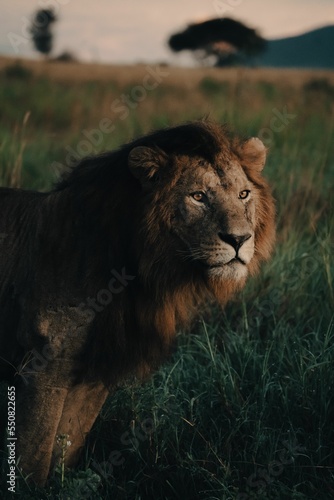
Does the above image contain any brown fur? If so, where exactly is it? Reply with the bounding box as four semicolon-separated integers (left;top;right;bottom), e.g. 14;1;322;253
0;121;275;485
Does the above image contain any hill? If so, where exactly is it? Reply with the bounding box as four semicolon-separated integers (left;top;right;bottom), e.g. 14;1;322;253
257;25;334;69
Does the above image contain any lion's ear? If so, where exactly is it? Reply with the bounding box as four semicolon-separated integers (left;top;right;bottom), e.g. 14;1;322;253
128;146;167;188
241;137;267;171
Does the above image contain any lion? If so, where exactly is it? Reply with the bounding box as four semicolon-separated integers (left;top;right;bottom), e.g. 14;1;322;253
0;121;275;486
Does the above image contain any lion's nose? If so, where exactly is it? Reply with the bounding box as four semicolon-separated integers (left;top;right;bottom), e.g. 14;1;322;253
218;232;252;252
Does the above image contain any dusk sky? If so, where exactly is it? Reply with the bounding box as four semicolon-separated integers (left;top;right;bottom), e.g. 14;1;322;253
2;0;334;65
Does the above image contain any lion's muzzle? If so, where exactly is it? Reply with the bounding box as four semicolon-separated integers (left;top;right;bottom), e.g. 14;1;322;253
218;232;251;254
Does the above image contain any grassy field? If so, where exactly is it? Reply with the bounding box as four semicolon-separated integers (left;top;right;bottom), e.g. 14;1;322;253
0;56;333;499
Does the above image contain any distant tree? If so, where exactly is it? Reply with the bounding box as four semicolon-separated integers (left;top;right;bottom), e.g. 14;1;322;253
29;9;57;58
53;51;78;63
168;18;267;66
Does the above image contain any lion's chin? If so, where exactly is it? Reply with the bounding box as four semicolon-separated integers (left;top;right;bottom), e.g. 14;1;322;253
203;260;249;280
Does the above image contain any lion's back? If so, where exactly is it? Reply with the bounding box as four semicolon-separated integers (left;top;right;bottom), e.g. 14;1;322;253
0;188;44;278
0;188;47;378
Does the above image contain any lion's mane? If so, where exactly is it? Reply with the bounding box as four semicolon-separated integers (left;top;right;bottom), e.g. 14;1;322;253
56;121;275;386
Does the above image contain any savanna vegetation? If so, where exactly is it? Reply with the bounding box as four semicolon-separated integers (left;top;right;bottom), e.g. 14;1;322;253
0;56;333;499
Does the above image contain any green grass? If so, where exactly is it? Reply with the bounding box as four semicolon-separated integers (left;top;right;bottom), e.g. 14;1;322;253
0;65;333;499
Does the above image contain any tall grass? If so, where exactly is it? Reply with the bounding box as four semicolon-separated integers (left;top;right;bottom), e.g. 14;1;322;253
0;62;333;499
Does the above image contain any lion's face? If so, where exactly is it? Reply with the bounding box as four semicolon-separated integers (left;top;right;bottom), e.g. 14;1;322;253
171;156;256;280
128;129;274;285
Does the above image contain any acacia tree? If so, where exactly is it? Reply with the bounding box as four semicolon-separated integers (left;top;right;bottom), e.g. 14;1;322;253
168;18;267;66
29;9;57;58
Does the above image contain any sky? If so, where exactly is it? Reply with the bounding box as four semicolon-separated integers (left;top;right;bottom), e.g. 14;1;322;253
2;0;334;66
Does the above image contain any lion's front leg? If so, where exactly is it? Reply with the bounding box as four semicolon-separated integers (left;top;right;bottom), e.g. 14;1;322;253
15;380;68;486
51;383;108;471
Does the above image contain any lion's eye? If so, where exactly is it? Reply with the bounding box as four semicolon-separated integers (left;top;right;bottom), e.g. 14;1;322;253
239;190;250;200
191;192;206;202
